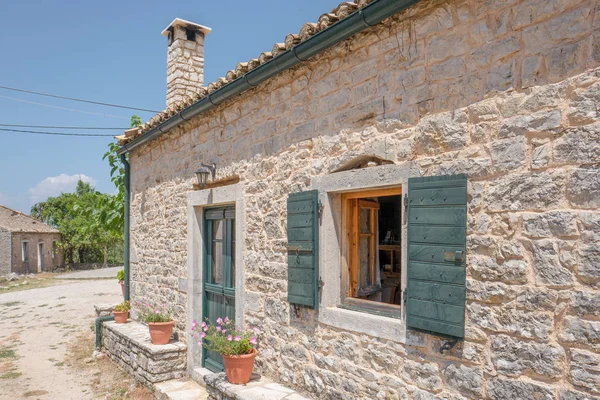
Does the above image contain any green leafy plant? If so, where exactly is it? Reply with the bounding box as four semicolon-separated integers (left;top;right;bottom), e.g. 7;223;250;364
191;317;259;356
114;300;130;312
116;269;125;282
134;300;172;323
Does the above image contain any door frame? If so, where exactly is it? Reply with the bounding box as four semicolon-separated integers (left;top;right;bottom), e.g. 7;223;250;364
37;242;44;272
202;207;236;371
186;183;245;374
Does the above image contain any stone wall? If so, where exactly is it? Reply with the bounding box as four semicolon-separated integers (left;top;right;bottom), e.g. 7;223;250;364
10;232;62;274
0;230;11;275
102;321;187;385
128;0;600;399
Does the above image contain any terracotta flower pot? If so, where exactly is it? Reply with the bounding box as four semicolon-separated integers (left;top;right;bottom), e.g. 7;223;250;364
113;311;129;324
222;348;258;384
148;321;174;345
119;280;125;297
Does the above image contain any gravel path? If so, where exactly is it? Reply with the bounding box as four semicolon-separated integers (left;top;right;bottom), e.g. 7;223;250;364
0;279;122;399
58;266;123;280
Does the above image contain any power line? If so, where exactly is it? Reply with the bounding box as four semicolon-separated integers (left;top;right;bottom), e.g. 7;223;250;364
0;124;128;130
0;85;160;113
0;95;130;120
0;127;116;137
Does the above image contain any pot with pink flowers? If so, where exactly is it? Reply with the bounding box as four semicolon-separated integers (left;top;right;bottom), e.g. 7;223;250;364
135;300;175;345
191;317;259;384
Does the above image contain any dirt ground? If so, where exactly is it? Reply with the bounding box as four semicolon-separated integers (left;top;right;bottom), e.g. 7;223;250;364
0;276;152;399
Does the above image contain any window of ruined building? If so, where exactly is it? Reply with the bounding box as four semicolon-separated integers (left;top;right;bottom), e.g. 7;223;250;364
22;240;29;262
341;187;403;318
52;241;58;259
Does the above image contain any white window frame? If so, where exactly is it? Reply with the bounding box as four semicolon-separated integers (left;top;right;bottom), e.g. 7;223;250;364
21;240;29;262
311;163;420;343
186;183;245;374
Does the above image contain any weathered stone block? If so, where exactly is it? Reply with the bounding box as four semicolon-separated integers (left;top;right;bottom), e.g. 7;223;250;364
487;377;554;400
530;239;575;287
468;304;552;340
560;317;600;350
523;211;579;238
569;168;600;208
467;280;518;304
442;364;482;398
498;109;562;138
485;172;564;212
487;136;526;173
516;288;558;311
491;334;566;377
577;243;600;284
469;256;528;284
570;290;600;319
555;124;600;164
414;109;469;155
402;359;442;392
570;349;600;393
560;388;600;400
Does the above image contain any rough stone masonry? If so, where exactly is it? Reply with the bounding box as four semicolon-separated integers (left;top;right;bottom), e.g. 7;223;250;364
127;0;600;399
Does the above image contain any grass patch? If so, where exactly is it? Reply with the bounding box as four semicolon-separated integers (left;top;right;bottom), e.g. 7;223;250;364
23;391;49;397
0;301;23;307
0;273;60;293
0;349;16;359
0;371;21;379
67;332;153;399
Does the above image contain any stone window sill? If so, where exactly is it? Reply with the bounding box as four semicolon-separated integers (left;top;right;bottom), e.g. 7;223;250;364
319;306;406;343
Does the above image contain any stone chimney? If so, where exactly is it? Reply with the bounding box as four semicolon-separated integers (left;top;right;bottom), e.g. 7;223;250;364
162;18;211;108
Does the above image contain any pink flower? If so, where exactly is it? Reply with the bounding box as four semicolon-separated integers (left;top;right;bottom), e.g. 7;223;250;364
192;321;197;329
227;335;233;341
249;337;257;345
216;326;222;332
216;317;223;324
203;326;208;332
200;332;206;338
155;309;160;313
253;327;261;335
201;321;207;328
222;330;227;334
224;316;229;323
197;340;203;345
234;336;241;342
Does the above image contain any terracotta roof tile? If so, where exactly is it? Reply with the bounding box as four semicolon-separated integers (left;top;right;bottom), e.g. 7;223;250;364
0;205;59;233
121;0;376;145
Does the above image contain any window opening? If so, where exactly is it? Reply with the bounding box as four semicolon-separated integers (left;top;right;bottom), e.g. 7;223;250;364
22;241;29;262
343;188;402;314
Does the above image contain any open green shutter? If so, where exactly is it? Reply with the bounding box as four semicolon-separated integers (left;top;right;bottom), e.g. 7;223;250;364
406;174;467;338
287;190;319;308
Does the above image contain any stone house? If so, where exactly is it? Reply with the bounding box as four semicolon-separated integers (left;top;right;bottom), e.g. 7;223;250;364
115;0;600;398
0;205;63;275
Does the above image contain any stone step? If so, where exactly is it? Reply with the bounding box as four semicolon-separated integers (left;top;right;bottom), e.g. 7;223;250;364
154;378;209;400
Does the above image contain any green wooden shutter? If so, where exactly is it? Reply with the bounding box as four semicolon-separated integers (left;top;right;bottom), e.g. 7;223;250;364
406;174;467;338
287;190;319;308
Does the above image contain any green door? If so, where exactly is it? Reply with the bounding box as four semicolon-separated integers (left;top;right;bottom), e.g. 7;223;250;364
202;206;236;372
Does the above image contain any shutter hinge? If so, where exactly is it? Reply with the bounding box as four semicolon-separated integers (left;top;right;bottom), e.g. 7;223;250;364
403;290;407;302
318;201;324;224
403;193;408;211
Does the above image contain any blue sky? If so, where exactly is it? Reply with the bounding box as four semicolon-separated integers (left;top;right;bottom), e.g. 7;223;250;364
0;0;341;213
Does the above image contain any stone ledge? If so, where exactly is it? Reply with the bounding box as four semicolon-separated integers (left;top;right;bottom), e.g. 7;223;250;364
102;320;187;385
205;372;310;400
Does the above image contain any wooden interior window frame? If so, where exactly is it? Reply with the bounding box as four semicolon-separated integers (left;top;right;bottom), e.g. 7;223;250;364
341;187;403;316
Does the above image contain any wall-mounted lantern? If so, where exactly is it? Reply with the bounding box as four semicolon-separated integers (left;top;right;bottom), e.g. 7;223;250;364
195;163;217;189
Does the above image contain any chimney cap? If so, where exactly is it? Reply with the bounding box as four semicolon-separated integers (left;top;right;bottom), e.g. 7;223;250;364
161;18;212;37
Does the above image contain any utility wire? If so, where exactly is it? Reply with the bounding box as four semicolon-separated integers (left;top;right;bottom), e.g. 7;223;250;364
0;95;130;120
0;85;160;113
0;127;116;137
0;124;128;130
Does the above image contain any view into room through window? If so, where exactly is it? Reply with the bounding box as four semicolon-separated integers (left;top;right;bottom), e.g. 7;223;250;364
343;188;402;313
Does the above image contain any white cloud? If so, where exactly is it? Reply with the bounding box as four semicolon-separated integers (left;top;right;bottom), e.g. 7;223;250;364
29;174;96;205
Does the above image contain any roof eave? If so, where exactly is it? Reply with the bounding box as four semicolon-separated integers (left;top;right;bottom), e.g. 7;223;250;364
118;0;421;156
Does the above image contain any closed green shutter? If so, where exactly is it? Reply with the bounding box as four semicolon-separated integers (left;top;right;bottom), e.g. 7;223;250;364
406;174;467;338
287;190;319;308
